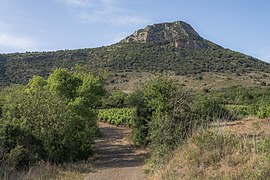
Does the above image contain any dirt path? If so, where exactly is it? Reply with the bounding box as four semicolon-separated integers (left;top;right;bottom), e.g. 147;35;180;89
84;122;146;180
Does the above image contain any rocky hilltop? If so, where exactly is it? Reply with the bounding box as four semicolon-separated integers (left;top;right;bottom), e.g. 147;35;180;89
120;21;208;49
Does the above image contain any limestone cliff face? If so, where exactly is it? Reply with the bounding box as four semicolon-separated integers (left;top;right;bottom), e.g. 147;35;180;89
120;21;208;49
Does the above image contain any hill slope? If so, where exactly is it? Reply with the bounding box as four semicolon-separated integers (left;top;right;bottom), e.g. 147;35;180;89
0;21;269;88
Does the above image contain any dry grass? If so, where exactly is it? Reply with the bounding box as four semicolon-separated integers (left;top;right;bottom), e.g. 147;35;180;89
1;161;94;180
150;118;270;180
214;117;270;137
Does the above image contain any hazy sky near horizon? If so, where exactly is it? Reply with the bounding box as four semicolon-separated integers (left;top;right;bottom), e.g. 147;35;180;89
0;0;269;62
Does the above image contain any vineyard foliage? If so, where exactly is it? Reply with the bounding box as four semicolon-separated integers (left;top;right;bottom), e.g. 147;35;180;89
256;104;270;118
211;86;270;118
98;108;135;126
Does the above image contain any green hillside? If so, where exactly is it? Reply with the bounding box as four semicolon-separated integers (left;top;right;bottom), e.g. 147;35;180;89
0;21;269;88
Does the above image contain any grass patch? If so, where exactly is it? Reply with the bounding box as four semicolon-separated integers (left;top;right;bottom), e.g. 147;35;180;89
1;161;93;180
151;129;270;179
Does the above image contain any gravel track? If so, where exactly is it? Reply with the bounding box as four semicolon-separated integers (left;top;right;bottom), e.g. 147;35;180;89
85;122;146;180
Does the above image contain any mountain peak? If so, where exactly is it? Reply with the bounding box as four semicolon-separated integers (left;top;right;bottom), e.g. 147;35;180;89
120;21;208;49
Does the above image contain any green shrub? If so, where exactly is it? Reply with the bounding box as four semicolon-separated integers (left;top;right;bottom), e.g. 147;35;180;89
194;95;235;120
131;77;203;159
101;91;129;108
126;90;150;146
0;68;106;172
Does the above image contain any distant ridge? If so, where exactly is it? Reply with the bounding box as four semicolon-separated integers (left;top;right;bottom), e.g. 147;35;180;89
0;20;270;88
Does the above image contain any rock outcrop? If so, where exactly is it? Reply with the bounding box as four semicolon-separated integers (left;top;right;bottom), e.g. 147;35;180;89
120;21;208;49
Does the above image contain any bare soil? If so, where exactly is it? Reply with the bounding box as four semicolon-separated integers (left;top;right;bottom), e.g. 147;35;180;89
84;122;147;180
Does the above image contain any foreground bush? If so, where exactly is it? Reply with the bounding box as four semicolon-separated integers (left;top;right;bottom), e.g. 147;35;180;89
0;124;46;172
130;77;196;147
129;77;240;173
129;77;213;172
0;68;106;173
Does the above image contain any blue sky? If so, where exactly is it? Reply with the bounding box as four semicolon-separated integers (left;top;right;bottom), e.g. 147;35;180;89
0;0;269;62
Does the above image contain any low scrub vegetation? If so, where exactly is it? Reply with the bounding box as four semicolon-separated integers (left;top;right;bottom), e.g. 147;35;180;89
225;105;258;116
211;85;270;105
1;41;270;88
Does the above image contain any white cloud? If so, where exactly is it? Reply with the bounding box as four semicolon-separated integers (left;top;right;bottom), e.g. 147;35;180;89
58;0;151;25
59;0;115;8
78;12;149;25
59;0;92;8
0;32;39;52
0;1;40;53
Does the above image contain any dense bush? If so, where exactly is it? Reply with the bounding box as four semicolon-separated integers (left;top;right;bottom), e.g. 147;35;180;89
130;77;201;149
98;108;134;126
131;77;236;148
101;91;129;108
194;95;235;120
0;68;106;173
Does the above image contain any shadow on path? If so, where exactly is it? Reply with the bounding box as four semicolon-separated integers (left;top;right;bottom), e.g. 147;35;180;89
85;122;147;180
92;123;146;170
